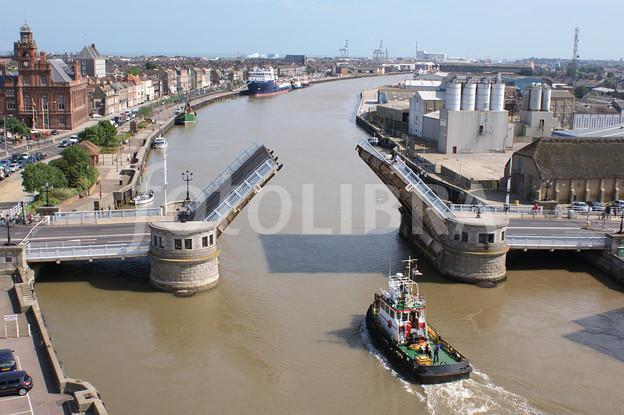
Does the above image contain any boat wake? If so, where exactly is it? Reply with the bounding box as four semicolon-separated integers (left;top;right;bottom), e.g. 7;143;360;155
359;321;541;414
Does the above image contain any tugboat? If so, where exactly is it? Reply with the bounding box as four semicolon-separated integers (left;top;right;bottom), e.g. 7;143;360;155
152;136;168;149
365;257;472;384
174;101;197;125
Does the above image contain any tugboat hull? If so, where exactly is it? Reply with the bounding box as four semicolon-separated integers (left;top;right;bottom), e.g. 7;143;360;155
365;306;471;384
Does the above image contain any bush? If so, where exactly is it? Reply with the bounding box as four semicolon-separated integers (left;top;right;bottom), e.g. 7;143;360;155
21;163;68;193
137;106;154;118
79;120;119;147
137;121;148;129
51;146;97;191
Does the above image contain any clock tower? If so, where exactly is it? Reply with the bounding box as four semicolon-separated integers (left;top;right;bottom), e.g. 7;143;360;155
14;23;37;70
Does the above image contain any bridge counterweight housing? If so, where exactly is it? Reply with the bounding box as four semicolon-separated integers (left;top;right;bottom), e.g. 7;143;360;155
149;222;220;294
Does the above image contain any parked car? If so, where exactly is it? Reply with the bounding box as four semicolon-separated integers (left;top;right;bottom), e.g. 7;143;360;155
58;139;71;148
613;200;624;209
0;168;5;180
68;136;79;145
7;163;20;172
0;350;16;372
587;201;604;212
34;152;47;160
91;113;102;119
571;201;590;212
0;370;33;396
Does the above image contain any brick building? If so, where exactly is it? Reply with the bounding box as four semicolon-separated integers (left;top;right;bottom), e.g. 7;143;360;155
0;24;89;131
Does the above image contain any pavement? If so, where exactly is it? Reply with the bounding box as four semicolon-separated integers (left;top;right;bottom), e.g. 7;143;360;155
0;276;70;414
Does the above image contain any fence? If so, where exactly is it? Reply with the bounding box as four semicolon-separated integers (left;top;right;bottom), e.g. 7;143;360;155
50;207;163;224
25;241;150;261
507;235;608;250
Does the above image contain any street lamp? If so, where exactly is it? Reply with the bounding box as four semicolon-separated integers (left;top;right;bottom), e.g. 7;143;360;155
182;170;193;203
43;181;52;206
1;215;14;246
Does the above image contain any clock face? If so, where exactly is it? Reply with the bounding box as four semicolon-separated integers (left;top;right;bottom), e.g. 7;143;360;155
22;61;29;68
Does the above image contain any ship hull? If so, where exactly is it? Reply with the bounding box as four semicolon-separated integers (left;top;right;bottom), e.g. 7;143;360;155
365;306;471;384
175;113;196;125
247;80;291;97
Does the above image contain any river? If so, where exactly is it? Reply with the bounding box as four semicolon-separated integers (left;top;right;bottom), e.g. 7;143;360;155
36;75;624;415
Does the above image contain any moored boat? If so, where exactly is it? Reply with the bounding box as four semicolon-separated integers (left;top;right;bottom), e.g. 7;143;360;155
133;189;155;205
175;102;197;125
246;67;292;97
153;136;168;149
291;79;303;89
365;257;472;384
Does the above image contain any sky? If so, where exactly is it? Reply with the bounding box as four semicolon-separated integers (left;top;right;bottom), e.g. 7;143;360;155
1;0;622;60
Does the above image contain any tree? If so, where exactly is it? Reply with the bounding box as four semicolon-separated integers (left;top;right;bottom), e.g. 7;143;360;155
127;67;140;76
21;163;67;193
137;106;153;118
574;85;589;99
145;62;157;70
51;146;97;190
79;121;119;147
4;117;29;136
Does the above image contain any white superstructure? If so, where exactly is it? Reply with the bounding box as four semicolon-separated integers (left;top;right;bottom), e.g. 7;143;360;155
247;67;277;82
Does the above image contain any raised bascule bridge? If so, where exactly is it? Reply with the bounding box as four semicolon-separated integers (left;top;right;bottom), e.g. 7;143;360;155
355;139;620;284
2;142;282;295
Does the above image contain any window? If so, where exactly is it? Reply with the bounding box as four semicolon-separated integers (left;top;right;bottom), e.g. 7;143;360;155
174;239;182;250
5;89;15;97
159;237;163;248
57;95;65;110
202;236;208;247
40;75;48;85
153;235;158;247
454;233;460;241
479;233;495;244
184;239;192;249
58;115;66;127
24;95;32;111
6;100;16;111
501;231;506;241
539;119;545;130
209;234;214;245
41;95;48;111
478;125;484;135
461;232;469;243
452;146;457;154
22;75;31;86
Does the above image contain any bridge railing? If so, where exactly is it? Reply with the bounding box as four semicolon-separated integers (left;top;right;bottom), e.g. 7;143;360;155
358;139;455;220
50;207;163;224
451;204;544;215
25;241;150;261
204;158;277;223
186;142;264;213
507;235;608;250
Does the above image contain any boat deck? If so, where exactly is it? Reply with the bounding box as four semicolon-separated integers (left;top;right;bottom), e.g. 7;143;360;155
398;341;458;366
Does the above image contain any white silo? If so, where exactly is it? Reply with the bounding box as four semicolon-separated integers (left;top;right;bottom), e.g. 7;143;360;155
476;79;491;111
529;83;542;111
541;86;552;112
461;79;476;111
445;78;461;111
490;75;506;112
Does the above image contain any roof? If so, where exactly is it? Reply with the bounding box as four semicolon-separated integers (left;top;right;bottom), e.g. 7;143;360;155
378;87;416;103
79;141;100;156
550;89;574;99
592;87;615;94
49;59;73;83
0;74;17;88
78;44;103;60
378;101;410;111
514;137;624;179
574;102;619;114
415;90;445;101
553;125;624;138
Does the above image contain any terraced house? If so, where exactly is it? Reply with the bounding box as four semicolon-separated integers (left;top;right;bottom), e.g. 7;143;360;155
0;24;89;131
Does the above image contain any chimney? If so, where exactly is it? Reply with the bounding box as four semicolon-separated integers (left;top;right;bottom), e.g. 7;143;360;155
39;51;46;65
91;43;96;49
73;60;81;80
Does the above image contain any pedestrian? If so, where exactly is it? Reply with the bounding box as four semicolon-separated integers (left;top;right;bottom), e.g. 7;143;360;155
434;343;441;363
606;205;611;220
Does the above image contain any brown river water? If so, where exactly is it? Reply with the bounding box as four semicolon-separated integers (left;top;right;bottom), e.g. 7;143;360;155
36;75;624;414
